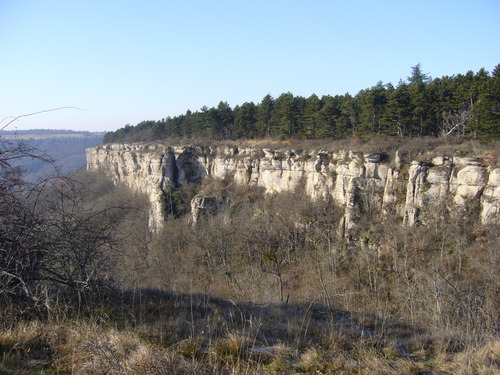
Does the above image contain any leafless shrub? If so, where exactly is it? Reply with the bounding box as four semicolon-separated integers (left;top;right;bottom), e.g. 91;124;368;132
0;135;146;318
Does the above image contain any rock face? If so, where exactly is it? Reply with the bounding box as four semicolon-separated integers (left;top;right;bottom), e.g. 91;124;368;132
86;143;499;232
191;195;228;224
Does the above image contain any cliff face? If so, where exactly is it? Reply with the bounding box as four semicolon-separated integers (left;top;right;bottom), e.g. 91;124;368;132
86;143;499;231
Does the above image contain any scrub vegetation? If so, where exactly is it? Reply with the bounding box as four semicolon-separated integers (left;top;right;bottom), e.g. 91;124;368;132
1;64;499;372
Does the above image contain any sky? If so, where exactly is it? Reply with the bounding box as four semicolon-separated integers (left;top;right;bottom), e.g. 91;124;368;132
1;0;499;133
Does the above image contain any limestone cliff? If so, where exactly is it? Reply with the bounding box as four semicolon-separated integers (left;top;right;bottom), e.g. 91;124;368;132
86;143;499;231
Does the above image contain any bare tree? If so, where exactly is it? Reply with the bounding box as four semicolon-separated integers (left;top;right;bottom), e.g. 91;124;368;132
0;132;131;314
441;108;472;138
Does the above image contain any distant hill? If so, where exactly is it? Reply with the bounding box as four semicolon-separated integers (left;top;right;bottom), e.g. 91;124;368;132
2;129;104;180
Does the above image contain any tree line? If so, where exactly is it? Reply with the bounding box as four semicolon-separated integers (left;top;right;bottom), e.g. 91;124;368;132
103;64;499;144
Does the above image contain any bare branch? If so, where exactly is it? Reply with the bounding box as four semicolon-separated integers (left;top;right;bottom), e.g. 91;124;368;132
0;107;86;131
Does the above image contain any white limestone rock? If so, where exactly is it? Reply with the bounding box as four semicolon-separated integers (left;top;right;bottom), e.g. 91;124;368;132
456;166;488;185
86;143;499;232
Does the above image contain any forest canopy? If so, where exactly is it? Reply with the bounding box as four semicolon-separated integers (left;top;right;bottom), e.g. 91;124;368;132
103;64;500;143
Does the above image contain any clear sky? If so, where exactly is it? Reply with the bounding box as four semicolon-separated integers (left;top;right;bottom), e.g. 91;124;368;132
1;0;499;132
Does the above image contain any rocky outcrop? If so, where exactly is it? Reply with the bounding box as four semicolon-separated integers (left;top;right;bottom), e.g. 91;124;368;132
191;195;228;224
86;143;499;232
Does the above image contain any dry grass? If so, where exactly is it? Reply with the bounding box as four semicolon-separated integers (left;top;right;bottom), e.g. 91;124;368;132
3;136;498;374
1;295;498;374
149;135;500;164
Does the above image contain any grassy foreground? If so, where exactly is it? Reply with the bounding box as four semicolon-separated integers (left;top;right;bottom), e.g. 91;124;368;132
1;292;498;375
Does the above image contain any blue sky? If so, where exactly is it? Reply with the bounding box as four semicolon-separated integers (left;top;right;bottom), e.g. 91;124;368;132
1;0;499;132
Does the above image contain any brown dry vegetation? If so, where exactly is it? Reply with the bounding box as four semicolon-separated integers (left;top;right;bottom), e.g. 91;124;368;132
1;137;499;374
157;135;500;159
1;293;499;374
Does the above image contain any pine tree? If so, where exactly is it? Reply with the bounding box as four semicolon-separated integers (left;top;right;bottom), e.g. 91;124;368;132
471;67;500;139
256;94;274;137
302;94;322;139
270;92;300;138
234;102;258;138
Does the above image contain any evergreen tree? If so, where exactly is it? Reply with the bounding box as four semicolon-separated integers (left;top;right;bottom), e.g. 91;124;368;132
234;102;258;138
357;82;388;135
408;63;429;85
270;92;300;138
492;64;500;78
256;94;274;137
215;101;234;140
152;120;166;140
198;106;214;138
191;109;207;138
381;82;412;136
408;79;431;136
302;94;322;139
471;67;500;138
294;95;306;137
102;65;499;143
317;95;345;139
182;110;193;138
339;94;358;136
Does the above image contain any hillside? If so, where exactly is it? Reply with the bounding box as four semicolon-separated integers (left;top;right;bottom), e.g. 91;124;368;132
1;136;498;374
3;129;104;179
